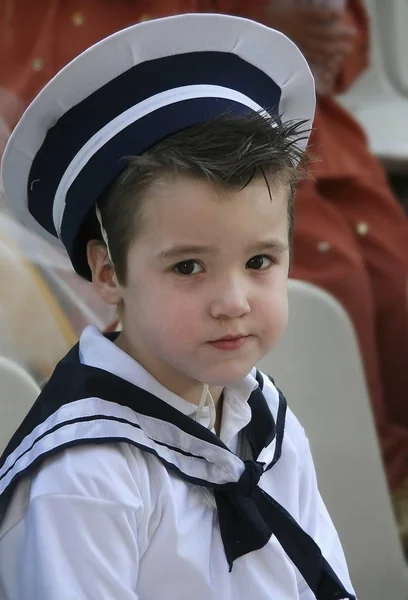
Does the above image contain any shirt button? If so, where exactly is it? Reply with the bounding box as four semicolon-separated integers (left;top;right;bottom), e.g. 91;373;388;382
71;11;85;26
356;222;369;236
32;58;44;71
317;241;331;253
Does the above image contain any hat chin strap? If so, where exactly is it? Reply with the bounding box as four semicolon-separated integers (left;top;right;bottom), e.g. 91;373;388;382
95;204;113;264
196;384;216;431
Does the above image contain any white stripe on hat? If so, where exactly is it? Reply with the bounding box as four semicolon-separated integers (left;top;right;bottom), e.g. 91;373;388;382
52;84;272;236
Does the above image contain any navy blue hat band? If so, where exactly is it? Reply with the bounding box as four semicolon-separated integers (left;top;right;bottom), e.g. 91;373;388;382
28;51;281;240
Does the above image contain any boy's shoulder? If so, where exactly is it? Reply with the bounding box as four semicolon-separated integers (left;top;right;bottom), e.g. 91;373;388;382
29;442;146;504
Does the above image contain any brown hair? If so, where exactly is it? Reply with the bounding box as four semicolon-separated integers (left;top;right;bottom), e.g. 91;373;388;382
85;111;309;284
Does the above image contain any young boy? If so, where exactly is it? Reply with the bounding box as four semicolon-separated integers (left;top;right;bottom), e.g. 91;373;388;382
0;13;355;600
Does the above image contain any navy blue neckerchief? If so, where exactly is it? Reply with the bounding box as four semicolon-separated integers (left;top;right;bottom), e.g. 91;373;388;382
0;341;354;600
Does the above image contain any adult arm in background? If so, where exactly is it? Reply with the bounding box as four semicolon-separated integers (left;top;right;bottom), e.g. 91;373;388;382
209;0;369;96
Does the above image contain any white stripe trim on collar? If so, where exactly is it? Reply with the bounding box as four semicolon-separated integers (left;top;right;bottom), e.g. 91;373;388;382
0;397;246;497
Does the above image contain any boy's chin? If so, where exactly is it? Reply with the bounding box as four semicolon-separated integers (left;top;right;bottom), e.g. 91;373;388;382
198;363;256;388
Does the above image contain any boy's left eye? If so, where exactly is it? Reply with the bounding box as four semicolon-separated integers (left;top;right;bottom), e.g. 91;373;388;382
246;255;273;270
173;260;204;275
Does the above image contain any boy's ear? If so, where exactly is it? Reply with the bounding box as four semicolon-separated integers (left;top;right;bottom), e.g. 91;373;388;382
86;240;122;306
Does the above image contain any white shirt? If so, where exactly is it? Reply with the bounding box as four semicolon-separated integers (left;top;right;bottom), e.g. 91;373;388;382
0;326;354;599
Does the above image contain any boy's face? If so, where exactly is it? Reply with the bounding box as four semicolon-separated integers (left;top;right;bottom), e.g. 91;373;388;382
116;174;290;391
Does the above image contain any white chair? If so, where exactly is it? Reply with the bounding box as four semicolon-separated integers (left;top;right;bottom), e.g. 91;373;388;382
338;0;408;168
258;279;408;600
0;356;40;454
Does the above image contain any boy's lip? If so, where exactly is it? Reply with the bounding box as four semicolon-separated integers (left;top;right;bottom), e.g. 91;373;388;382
208;334;248;342
207;335;250;351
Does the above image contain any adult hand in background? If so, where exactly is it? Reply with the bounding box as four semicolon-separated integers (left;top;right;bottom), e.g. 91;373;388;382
265;5;357;93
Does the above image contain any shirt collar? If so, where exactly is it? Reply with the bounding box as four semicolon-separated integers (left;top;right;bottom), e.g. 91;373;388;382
79;326;258;439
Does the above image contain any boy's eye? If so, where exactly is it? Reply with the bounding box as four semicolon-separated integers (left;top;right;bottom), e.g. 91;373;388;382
246;255;273;270
173;260;204;275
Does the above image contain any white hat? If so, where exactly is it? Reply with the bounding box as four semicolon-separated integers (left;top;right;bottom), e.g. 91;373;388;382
1;13;315;279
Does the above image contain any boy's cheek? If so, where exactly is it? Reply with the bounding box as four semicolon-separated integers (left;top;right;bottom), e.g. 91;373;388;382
258;295;289;346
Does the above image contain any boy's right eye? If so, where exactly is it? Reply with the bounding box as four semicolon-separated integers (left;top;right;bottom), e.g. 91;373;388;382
173;260;204;275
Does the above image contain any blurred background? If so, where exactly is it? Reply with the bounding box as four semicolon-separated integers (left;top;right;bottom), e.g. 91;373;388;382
1;2;408;598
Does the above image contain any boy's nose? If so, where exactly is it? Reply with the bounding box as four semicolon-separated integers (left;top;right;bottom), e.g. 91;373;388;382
210;279;251;321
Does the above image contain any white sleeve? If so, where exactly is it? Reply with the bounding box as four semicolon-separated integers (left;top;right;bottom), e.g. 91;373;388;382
18;444;143;599
296;438;356;600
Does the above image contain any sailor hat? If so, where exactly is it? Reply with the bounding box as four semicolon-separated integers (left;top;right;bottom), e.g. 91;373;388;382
1;13;315;279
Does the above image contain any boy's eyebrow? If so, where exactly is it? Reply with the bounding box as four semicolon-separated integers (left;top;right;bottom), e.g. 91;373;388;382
156;240;288;261
248;240;289;254
155;244;217;261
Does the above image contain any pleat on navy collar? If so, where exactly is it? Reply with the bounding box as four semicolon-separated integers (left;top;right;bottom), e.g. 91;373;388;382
0;342;355;600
